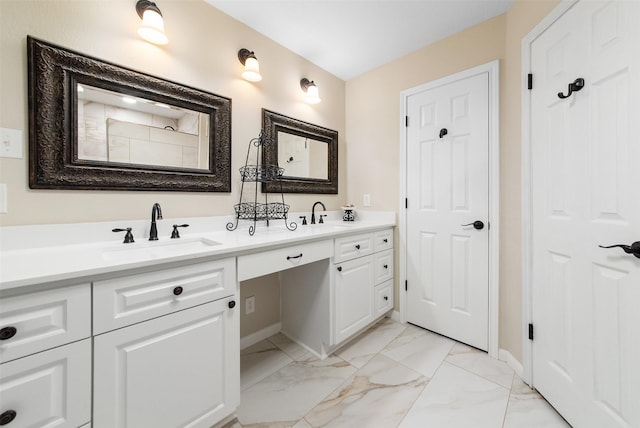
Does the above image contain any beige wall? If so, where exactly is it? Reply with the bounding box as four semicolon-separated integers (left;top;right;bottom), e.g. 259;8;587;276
0;0;346;226
345;0;559;362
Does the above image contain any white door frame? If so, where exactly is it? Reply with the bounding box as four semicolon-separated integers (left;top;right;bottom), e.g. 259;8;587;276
521;0;578;385
399;60;500;358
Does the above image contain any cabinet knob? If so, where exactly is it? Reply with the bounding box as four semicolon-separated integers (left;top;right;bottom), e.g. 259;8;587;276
228;300;236;309
355;244;361;250
173;286;183;296
337;266;342;272
0;410;17;425
384;296;389;301
383;238;388;243
0;327;17;341
383;264;388;269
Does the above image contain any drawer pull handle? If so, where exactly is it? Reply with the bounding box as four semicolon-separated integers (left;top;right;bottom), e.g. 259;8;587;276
383;238;388;243
0;410;17;425
383;264;388;269
0;327;17;341
355;244;361;250
228;300;236;309
287;253;303;260
337;266;343;272
173;286;184;296
384;296;389;301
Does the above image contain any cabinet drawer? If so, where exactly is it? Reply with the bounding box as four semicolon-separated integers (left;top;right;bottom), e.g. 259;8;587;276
374;280;393;317
0;283;91;363
374;229;393;252
238;239;333;281
374;249;394;285
334;233;374;263
0;338;91;428
93;257;235;334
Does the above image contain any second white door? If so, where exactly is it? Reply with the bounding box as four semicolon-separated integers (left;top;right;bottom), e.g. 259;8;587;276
406;70;490;351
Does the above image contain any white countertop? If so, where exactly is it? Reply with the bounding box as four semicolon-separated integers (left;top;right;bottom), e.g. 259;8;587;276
0;211;395;291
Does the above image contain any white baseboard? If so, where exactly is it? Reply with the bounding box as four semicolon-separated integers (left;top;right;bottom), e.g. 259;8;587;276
499;348;524;379
240;322;281;350
390;310;402;323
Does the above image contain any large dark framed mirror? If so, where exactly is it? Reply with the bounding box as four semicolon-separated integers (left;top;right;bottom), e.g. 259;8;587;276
27;36;231;191
261;109;338;194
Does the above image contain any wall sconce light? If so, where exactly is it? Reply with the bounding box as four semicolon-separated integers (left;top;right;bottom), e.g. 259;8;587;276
300;78;321;104
238;49;262;82
136;0;168;45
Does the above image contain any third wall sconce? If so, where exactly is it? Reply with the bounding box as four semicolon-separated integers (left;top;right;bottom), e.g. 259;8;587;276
136;0;168;45
238;49;262;82
300;78;321;104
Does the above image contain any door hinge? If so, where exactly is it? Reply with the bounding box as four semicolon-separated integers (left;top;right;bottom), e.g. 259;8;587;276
405;116;409;127
528;323;534;340
405;280;408;291
527;73;533;90
405;198;408;209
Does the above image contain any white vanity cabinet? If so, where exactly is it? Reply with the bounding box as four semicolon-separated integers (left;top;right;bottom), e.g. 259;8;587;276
333;229;394;345
92;257;239;428
0;284;92;427
280;227;394;358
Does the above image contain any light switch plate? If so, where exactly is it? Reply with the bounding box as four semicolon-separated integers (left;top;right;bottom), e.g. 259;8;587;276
363;194;371;207
0;183;7;213
0;128;23;159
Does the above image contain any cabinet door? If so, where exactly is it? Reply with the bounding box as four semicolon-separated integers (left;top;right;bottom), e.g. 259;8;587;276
93;297;239;428
0;339;91;428
334;255;374;344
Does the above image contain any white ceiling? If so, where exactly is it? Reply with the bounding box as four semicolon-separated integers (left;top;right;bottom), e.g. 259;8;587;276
205;0;514;81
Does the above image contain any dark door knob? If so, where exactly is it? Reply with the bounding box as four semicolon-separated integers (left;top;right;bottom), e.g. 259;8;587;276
0;327;17;341
599;241;640;259
0;410;17;425
228;300;236;309
355;244;361;250
462;221;485;230
173;286;183;296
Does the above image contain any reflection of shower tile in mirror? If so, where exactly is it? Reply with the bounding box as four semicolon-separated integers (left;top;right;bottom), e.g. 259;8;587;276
108;120;150;140
182;147;199;169
178;113;199;134
107;136;130;163
151;115;178;130
130;139;182;167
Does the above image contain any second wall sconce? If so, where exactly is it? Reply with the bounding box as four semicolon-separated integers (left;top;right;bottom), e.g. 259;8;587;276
300;78;321;104
136;0;168;45
238;49;262;82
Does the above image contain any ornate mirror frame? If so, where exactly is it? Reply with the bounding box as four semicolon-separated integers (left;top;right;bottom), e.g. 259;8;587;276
27;36;231;191
261;109;338;194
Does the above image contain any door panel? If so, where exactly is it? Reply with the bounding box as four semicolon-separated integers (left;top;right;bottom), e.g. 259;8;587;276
406;72;489;351
530;1;640;427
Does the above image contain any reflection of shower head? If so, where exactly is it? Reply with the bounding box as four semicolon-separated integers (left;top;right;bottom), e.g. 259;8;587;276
164;125;175;131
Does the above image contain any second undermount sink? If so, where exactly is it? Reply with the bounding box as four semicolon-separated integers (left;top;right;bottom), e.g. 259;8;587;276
102;237;221;262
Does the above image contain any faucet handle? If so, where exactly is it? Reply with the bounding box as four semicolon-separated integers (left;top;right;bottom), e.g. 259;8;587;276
113;228;135;243
171;224;189;239
319;214;327;224
299;216;307;226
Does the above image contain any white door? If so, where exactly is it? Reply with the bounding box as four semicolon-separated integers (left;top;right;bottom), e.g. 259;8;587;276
406;71;490;351
530;1;640;427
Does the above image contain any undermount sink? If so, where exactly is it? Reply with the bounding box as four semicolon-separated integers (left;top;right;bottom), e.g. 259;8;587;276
102;237;221;262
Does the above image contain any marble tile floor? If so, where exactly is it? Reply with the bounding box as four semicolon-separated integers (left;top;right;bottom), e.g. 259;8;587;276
231;318;570;428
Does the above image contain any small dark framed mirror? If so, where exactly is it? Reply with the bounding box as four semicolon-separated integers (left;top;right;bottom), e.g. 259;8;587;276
261;109;338;194
28;36;231;191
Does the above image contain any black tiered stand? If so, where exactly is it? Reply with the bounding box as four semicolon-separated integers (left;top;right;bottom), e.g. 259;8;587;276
226;132;297;236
